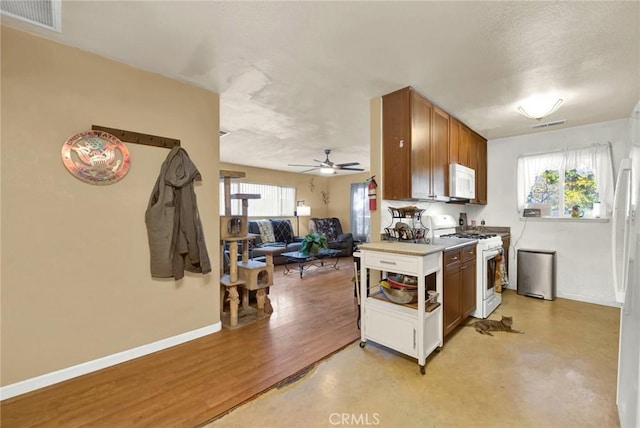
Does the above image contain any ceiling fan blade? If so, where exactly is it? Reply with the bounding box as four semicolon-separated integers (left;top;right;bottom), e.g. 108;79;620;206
313;158;331;166
289;150;359;172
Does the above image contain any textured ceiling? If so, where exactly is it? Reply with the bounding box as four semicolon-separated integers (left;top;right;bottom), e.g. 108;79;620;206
3;1;639;174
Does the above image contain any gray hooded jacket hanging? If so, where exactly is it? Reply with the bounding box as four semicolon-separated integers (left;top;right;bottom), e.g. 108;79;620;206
145;146;211;279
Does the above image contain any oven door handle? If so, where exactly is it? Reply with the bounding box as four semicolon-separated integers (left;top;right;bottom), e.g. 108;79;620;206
484;249;500;259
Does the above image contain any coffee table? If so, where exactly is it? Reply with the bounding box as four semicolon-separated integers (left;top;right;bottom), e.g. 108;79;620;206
282;249;341;278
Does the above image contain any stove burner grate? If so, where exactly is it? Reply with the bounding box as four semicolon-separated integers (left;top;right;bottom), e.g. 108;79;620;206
440;233;498;240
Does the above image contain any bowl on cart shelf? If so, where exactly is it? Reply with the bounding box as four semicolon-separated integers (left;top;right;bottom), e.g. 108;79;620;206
379;279;418;304
387;274;418;290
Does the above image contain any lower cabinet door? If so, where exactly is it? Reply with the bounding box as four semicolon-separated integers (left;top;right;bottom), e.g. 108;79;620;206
364;304;417;357
443;266;462;336
461;260;476;318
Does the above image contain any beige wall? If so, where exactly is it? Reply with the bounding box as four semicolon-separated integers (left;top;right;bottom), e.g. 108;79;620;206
369;97;383;242
1;27;220;385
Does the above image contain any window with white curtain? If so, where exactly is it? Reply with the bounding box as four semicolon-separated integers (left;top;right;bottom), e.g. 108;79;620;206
350;182;370;242
219;182;295;217
516;143;614;218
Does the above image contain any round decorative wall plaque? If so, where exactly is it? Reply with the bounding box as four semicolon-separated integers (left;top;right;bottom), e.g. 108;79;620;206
61;130;131;185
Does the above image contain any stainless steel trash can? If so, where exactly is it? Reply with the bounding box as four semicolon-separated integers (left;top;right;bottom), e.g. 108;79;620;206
517;249;556;300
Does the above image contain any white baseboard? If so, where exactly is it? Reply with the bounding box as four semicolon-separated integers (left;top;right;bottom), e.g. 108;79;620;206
555;291;621;308
0;322;221;401
504;285;621;308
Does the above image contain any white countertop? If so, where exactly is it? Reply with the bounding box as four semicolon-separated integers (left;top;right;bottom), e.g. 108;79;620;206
358;241;445;256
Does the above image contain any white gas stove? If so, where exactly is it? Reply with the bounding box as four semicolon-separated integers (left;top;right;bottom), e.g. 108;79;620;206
425;215;502;319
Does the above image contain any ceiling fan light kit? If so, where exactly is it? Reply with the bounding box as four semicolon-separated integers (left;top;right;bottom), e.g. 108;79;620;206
288;149;364;174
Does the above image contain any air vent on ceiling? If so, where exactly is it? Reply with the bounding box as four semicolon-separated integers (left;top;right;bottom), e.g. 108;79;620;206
1;0;61;32
531;119;567;130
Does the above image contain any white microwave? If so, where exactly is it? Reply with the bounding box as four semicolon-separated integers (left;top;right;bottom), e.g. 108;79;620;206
449;163;476;200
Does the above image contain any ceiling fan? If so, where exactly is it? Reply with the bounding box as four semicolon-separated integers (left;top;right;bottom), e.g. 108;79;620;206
288;149;364;174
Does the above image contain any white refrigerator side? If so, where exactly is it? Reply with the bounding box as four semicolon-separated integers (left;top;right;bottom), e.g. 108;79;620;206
613;158;633;303
616;101;640;428
617;169;639;427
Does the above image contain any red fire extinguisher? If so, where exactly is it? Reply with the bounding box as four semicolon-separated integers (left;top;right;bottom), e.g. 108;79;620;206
367;176;377;211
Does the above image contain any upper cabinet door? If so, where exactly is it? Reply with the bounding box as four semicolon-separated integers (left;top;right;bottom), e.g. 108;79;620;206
431;106;449;199
449;118;460;165
410;91;432;199
475;133;488;205
459;125;470;167
449;118;470;167
467;131;487;205
382;87;412;200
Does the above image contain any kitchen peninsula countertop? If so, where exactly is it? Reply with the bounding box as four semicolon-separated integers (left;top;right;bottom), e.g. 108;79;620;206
359;241;445;256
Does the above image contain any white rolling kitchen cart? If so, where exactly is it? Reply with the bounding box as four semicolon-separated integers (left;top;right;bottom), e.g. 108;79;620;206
358;242;444;374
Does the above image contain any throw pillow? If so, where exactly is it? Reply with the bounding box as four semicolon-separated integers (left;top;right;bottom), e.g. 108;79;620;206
270;219;294;243
255;219;276;243
314;218;338;240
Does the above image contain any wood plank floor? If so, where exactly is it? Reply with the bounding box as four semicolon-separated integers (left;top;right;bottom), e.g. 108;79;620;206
1;258;360;427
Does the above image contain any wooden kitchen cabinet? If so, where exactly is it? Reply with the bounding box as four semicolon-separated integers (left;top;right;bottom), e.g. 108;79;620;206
460;251;476;316
410;91;433;200
443;244;476;337
449;121;487;204
471;131;487;205
449;118;470;167
382;87;449;201
443;257;462;335
382;87;412;200
431;106;450;199
382;86;486;203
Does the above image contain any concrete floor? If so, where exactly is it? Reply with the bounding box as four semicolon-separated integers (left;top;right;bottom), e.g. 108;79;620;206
209;290;621;428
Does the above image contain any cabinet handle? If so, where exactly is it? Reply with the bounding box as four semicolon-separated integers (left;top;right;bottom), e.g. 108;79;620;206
461;265;468;270
413;329;416;349
450;256;458;261
379;260;397;265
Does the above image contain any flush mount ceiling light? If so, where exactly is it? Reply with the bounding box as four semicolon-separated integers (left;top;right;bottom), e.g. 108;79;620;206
517;97;564;121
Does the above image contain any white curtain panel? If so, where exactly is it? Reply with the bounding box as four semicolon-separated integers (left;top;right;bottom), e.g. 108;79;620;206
516;143;614;215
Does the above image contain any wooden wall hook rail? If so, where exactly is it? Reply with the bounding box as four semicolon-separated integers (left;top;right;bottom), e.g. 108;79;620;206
91;125;180;149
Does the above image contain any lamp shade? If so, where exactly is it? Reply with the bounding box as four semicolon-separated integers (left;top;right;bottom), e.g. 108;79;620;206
297;206;311;216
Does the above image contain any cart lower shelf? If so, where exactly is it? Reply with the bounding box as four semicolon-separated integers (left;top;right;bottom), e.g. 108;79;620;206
360;296;442;374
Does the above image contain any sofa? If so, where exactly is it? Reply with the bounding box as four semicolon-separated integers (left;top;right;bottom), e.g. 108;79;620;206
248;219;303;265
308;217;354;257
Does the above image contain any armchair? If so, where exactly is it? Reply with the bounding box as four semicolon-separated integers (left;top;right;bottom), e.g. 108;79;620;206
308;217;354;257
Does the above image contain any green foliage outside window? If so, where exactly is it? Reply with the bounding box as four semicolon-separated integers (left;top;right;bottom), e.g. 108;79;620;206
527;170;560;213
526;168;598;216
563;169;599;215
